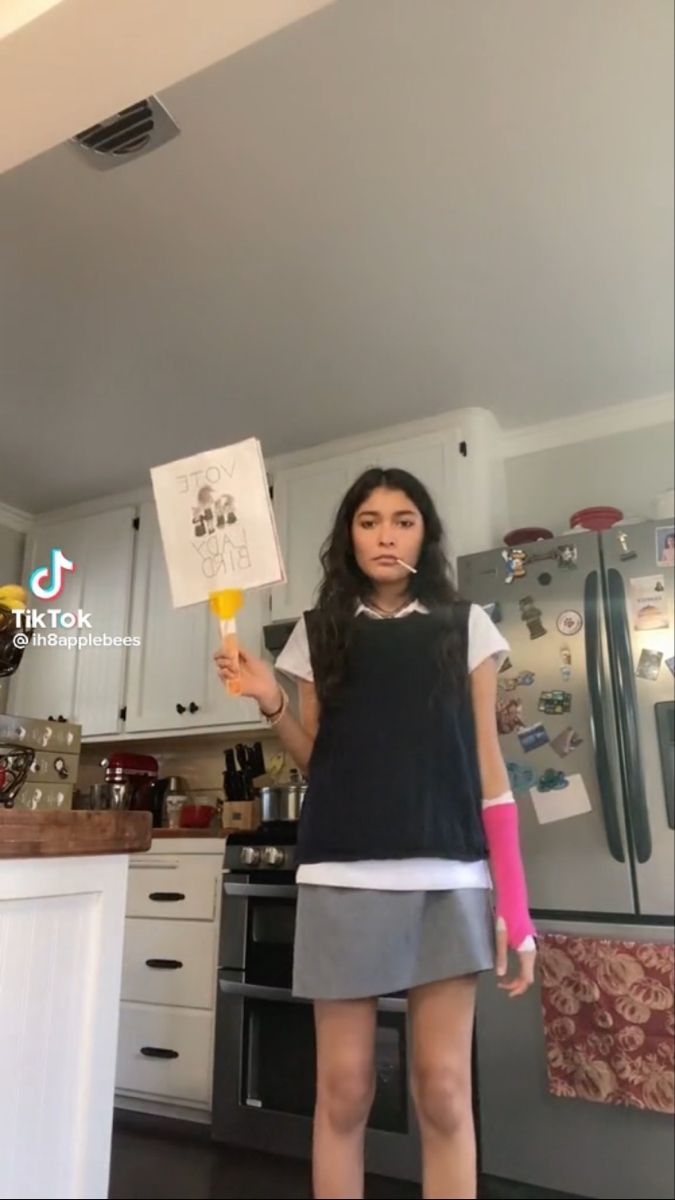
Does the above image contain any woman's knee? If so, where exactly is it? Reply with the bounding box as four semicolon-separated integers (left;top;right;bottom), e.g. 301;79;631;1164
316;1059;375;1133
411;1061;472;1137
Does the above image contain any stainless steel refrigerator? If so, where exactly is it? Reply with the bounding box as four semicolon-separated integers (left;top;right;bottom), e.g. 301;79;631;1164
458;519;674;1200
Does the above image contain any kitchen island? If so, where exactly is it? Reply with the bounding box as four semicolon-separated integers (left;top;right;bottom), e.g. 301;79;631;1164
0;811;152;1200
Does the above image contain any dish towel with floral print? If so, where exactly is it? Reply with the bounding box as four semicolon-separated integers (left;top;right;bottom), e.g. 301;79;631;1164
539;934;674;1114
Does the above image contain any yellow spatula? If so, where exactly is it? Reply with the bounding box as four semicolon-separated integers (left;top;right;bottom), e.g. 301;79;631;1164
209;589;243;695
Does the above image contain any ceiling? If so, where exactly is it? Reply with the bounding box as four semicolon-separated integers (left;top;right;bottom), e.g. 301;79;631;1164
1;0;673;514
0;0;331;173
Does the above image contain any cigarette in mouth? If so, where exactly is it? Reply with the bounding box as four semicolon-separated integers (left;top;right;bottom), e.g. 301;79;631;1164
396;558;417;574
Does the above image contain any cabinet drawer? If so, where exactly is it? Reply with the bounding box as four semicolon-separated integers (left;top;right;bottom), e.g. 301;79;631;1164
122;918;216;1009
116;1002;213;1103
126;855;218;920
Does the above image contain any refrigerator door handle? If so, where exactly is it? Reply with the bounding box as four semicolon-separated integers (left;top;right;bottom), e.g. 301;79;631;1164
584;570;625;862
607;568;652;863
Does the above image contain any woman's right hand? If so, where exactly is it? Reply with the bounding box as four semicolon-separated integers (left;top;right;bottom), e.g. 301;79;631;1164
214;643;280;711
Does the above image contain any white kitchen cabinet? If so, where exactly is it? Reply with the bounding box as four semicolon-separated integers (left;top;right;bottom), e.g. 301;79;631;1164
270;425;472;620
9;508;136;736
270;454;355;621
116;838;223;1115
124;501;263;733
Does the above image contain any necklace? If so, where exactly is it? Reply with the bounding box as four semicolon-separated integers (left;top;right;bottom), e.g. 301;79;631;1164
364;597;412;619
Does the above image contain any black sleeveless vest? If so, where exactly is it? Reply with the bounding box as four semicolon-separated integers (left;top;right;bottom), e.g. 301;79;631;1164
296;604;487;865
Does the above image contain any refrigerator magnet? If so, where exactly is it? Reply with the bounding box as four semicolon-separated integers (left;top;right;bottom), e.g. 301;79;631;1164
630;575;669;631
666;656;675;677
617;530;638;562
537;768;569;792
655;525;675;567
556;609;583;636
538;690;572;715
518;723;550;753
506;760;537;792
557;543;578;569
538;572;553;586
497;697;525;735
636;648;664;681
502;548;527;584
517;670;536;686
559;646;572;680
520;596;548;639
531;774;592;825
550;726;584;757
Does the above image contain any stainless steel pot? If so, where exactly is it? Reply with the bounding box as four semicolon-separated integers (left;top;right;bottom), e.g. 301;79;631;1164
258;783;307;823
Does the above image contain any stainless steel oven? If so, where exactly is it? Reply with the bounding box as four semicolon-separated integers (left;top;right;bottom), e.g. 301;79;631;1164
212;863;420;1182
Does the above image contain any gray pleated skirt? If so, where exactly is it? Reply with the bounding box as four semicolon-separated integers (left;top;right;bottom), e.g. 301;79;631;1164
292;885;495;1000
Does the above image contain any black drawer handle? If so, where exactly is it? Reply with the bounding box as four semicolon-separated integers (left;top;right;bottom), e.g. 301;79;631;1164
176;703;186;714
148;892;186;902
145;958;183;970
140;1046;179;1060
188;701;200;714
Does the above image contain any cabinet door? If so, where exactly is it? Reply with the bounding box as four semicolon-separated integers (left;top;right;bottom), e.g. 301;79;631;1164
124;502;206;733
76;507;137;736
9;509;136;735
270;456;354;620
9;521;84;723
352;431;459;550
125;503;264;732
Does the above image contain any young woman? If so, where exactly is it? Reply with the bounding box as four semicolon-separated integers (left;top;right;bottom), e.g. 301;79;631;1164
215;467;536;1200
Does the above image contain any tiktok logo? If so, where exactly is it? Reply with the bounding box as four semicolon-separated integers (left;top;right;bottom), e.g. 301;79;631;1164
29;548;75;601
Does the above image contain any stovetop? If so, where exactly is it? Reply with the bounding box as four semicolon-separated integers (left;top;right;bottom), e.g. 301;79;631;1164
225;821;298;846
224;820;298;873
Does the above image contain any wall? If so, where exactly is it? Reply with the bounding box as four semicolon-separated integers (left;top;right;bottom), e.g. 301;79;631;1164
505;421;674;535
0;524;25;584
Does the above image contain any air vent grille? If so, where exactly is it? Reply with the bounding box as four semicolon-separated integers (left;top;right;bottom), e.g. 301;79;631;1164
71;96;179;169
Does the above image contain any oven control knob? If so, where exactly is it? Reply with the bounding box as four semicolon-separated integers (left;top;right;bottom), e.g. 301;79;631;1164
239;846;261;866
262;846;285;867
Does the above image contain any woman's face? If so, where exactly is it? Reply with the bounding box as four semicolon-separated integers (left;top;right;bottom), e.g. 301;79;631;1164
351;487;425;585
666;534;675;549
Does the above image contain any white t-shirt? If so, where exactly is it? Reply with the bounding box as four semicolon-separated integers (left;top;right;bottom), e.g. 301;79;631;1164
276;601;510;890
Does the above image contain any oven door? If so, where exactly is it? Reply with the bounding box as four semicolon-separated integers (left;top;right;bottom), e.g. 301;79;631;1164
212;980;420;1182
219;876;298;989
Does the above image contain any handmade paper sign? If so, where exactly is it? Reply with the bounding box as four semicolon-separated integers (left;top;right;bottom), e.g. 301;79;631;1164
151;438;285;608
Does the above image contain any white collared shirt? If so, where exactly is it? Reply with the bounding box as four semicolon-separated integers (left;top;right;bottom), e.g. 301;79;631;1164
276;602;509;891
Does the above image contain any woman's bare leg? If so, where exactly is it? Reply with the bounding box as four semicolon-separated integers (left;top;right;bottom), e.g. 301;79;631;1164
409;975;478;1200
312;997;377;1199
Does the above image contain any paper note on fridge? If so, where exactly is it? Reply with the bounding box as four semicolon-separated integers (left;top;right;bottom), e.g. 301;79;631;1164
630;574;669;631
151;438;286;608
531;774;592;825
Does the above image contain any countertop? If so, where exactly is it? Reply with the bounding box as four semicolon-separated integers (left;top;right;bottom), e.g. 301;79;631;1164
0;810;152;859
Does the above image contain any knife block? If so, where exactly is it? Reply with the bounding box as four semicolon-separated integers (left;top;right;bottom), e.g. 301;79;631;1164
221;798;261;832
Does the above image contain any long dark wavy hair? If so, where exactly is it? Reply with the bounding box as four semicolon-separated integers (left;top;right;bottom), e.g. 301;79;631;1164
311;467;466;706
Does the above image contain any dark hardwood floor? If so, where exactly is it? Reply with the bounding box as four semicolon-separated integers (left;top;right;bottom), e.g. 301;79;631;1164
109;1117;580;1200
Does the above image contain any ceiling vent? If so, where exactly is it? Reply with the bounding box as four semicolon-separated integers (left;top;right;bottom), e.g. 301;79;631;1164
70;96;179;170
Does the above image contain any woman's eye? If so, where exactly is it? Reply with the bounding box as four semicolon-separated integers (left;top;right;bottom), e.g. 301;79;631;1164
359;519;376;530
398;519;415;528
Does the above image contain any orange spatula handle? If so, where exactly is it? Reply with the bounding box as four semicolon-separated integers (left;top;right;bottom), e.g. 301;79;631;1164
223;629;242;696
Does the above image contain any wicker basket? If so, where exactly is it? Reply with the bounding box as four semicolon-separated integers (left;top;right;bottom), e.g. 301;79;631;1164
0;602;33;678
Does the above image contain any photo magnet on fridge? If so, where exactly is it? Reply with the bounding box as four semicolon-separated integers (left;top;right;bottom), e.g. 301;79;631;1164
518;723;550;753
550;726;584;757
497;697;525;735
655;526;675;567
636;649;664;681
630;575;669;631
538;691;572;716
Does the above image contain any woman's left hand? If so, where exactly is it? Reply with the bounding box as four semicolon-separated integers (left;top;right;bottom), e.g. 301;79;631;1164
495;920;536;998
